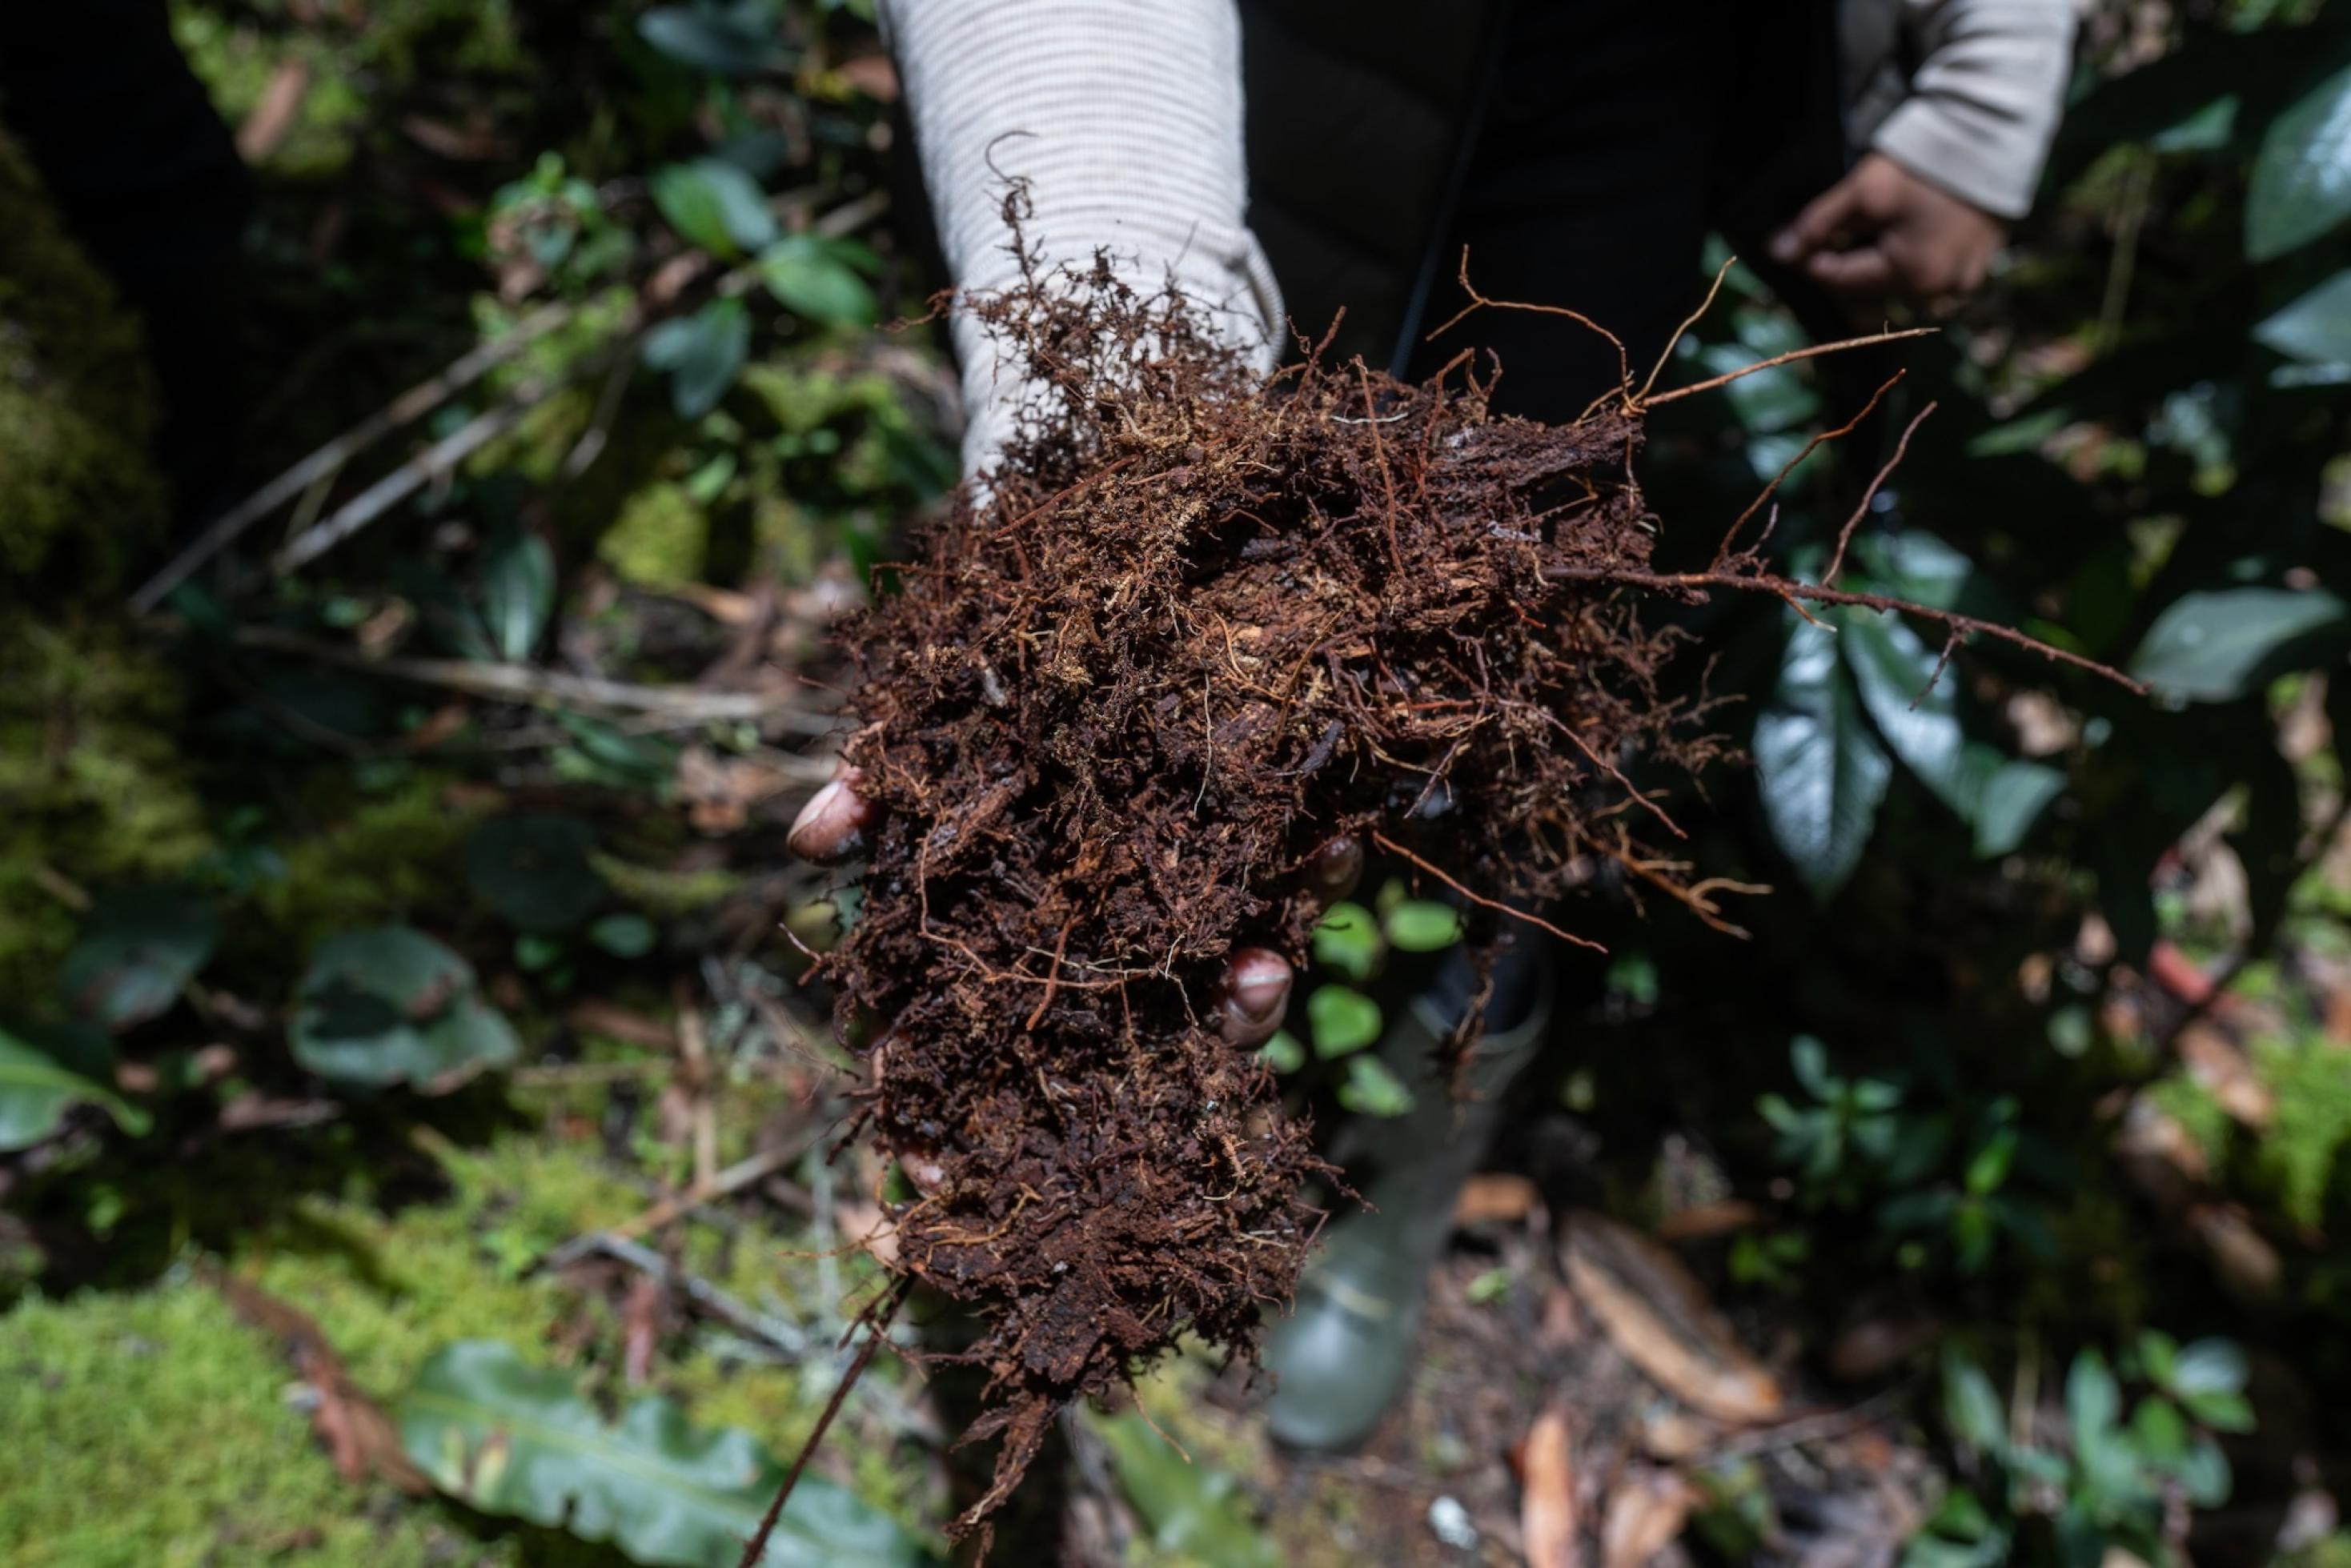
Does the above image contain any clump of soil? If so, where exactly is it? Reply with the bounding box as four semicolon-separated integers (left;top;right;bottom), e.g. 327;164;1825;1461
824;253;1716;1535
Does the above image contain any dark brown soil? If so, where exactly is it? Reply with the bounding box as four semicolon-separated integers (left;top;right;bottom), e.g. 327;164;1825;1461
820;253;1717;1537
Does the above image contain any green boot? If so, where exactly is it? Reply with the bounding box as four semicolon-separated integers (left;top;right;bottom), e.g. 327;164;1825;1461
1262;977;1552;1450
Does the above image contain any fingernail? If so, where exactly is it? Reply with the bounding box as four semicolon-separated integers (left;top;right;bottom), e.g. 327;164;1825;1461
1769;231;1798;263
1221;948;1292;1045
1302;833;1364;904
788;772;873;863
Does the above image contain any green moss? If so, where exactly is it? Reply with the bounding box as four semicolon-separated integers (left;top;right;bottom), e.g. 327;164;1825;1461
258;772;483;950
2253;1033;2351;1230
591;855;742;919
0;135;163;592
0;623;210;1001
599;481;710;587
0;1282;482;1566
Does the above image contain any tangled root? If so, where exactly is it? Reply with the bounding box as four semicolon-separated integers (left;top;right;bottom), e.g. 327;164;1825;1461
822;255;1722;1535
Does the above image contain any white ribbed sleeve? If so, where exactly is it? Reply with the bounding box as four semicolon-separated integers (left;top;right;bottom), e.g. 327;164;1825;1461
1876;0;2077;219
881;0;1282;475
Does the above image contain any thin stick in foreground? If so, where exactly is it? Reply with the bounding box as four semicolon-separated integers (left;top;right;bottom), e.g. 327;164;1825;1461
1370;832;1606;952
737;1279;909;1568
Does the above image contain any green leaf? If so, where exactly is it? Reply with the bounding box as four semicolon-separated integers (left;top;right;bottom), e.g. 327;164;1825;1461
1257;1030;1306;1073
650;162;776;258
290;927;520;1089
479;523;556;664
1338;1054;1414;1117
58;888;219;1031
590;912;657;959
644;299;751;420
639;1;788;76
1382;900;1463;952
758;236;878;327
1310;902;1383;983
0;1021;149;1149
2254;269;2351;365
1973;762;2065;858
2246;60;2351;260
2169;1337;2249;1398
1942;1352;2007;1455
1088;1407;1281;1568
466;814;607;932
2129;586;2349;700
2067;1349;2121;1452
2181;1388;2257;1434
1306;985;1382;1058
1698;342;1819;434
399;1341;922;1567
1755;619;1892;896
1840;611;1990;815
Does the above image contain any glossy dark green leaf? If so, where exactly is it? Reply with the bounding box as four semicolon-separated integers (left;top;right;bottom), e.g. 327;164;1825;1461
0;1021;149;1149
2253;269;2351;365
758;236;878;327
637;2;788;77
589;912;657;958
2246;60;2351;259
1306;985;1382;1058
2170;1337;2249;1398
400;1341;923;1567
1839;612;1988;811
290;928;520;1089
479;522;555;664
1755;620;1892;896
644;299;752;419
465;814;606;932
58;888;219;1031
1697;343;1819;435
2129;586;2349;700
1089;1407;1281;1568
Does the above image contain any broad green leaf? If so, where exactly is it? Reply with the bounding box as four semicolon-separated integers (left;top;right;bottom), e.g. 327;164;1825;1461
1755;620;1892;896
2253;269;2351;365
1697;343;1819;435
1942;1352;2007;1455
1088;1407;1281;1568
651;161;777;257
479;523;555;664
2067;1348;2121;1451
1972;762;2065;858
2129;586;2349;700
1839;611;1990;814
1306;985;1382;1058
1310;902;1382;983
465;813;606;932
0;1021;149;1149
2168;1337;2249;1398
1382;900;1462;952
399;1341;922;1568
1338;1054;1414;1117
58;888;219;1031
2246;61;2351;260
637;2;788;77
644;299;751;419
290;927;520;1089
758;236;879;327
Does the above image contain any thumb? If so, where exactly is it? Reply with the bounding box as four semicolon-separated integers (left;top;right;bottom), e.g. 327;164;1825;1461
1771;178;1860;265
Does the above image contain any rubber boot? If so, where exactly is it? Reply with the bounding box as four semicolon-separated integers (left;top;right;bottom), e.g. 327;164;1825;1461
1262;963;1552;1450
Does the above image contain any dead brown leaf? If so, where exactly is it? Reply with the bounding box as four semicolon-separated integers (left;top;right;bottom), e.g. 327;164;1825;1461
568;1000;678;1051
2176;1022;2275;1128
1456;1172;1539;1225
211;1270;429;1494
1563;1211;1783;1425
1653;1199;1766;1242
1520;1403;1582;1568
1599;1464;1696;1568
237;59;312;162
